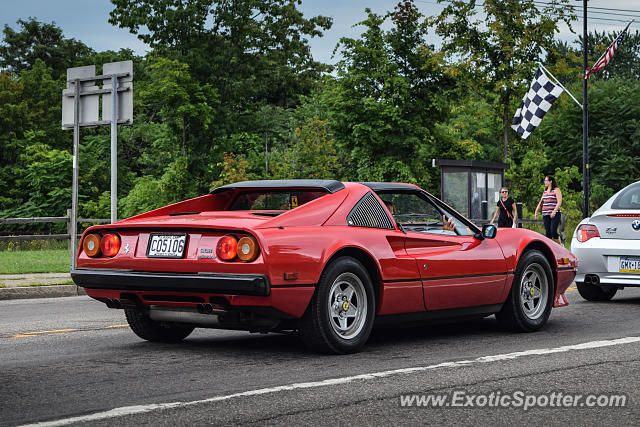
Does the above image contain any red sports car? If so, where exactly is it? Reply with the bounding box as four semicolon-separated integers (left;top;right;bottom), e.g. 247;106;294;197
72;180;577;353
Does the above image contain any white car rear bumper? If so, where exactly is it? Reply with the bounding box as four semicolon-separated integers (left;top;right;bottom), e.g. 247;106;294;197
571;236;640;287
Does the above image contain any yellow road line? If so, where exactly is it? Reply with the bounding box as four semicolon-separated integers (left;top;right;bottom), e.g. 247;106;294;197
10;324;128;339
567;286;577;291
19;328;78;335
13;332;74;338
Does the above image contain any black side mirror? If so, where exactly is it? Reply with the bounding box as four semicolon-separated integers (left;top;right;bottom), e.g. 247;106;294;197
482;224;497;239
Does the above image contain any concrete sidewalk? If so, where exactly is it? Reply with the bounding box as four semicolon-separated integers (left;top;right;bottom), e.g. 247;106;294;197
0;273;85;300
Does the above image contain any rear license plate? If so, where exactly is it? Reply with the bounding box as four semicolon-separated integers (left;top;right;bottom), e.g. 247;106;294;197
620;257;640;273
147;234;187;258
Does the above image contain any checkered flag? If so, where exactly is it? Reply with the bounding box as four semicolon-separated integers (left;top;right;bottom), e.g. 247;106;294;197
511;67;563;139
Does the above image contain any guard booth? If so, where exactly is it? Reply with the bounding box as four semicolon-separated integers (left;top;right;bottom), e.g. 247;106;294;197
432;159;510;221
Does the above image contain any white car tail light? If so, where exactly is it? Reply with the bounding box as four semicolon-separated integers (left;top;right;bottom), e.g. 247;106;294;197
577;224;600;243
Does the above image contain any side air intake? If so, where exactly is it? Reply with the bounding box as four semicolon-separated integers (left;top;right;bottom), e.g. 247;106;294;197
347;192;395;230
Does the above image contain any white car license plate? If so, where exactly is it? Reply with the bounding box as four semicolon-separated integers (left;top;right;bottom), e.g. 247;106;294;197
620;257;640;273
147;234;187;258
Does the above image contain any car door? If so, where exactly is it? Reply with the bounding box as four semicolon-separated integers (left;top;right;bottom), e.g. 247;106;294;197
387;191;508;311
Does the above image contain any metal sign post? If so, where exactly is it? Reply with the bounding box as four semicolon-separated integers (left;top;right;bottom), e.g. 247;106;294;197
62;61;133;271
103;61;134;223
111;73;118;223
71;78;80;271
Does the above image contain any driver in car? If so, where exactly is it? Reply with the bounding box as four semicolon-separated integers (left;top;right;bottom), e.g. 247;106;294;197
384;200;456;234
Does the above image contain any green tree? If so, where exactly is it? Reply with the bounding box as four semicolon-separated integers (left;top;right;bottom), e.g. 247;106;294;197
19;59;66;149
433;89;503;162
210;152;253;190
506;147;549;213
109;0;334;194
537;77;640;208
140;56;217;155
109;0;332;125
0;60;69;223
327;1;453;187
120;156;199;217
2;131;71;218
253;105;295;176
0;18;93;79
0;70;29;203
120;176;165;218
270;117;339;179
430;0;575;160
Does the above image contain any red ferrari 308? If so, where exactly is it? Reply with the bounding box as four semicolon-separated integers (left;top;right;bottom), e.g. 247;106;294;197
72;180;577;353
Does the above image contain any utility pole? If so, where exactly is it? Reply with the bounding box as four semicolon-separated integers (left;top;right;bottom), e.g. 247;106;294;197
582;0;590;218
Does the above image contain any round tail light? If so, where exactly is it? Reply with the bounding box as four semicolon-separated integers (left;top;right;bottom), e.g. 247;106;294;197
100;234;121;257
217;235;238;261
237;236;260;262
83;234;102;257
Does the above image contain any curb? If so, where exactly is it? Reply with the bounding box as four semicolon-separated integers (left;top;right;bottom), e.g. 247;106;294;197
0;285;86;301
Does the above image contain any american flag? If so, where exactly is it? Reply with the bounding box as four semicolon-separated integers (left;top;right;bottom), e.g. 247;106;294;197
584;21;632;80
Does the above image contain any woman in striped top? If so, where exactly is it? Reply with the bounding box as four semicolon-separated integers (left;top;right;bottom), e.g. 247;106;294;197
534;175;563;244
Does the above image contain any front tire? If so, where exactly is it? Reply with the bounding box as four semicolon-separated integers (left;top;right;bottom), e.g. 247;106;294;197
496;250;553;332
300;257;375;354
576;281;617;301
125;308;194;342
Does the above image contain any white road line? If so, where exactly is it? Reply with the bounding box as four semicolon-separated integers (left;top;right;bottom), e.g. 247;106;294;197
22;336;640;427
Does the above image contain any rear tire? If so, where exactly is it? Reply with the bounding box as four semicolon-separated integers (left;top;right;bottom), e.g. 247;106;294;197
125;308;194;342
576;281;617;301
300;257;375;354
496;250;553;332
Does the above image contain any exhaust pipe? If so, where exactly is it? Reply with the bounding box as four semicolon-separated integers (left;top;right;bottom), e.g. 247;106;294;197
104;298;138;309
104;298;122;309
118;298;137;308
197;303;214;314
585;274;600;285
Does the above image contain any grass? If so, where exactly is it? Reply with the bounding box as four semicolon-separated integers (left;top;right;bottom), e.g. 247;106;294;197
18;281;74;287
0;249;70;275
0;239;68;251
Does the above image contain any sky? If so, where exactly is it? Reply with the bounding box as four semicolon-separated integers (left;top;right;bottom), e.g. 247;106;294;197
1;0;639;65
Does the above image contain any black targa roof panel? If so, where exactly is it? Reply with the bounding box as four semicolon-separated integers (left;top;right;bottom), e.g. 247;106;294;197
210;179;345;194
359;182;421;192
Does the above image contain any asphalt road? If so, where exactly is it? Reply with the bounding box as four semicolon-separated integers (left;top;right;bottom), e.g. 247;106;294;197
2;287;640;426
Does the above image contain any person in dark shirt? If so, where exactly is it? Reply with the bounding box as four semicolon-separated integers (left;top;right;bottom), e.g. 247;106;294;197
490;187;517;228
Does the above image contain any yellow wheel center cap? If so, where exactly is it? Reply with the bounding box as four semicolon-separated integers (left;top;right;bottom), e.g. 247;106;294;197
342;301;349;311
530;288;535;296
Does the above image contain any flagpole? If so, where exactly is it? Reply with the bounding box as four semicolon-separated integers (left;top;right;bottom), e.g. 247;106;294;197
537;62;582;109
582;0;589;218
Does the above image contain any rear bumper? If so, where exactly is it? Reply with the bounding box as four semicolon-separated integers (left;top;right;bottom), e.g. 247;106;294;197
72;268;270;296
571;236;640;286
574;273;640;287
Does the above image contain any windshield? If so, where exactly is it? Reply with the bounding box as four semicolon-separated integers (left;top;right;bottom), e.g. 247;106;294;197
612;182;640;210
376;191;473;236
228;190;327;211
